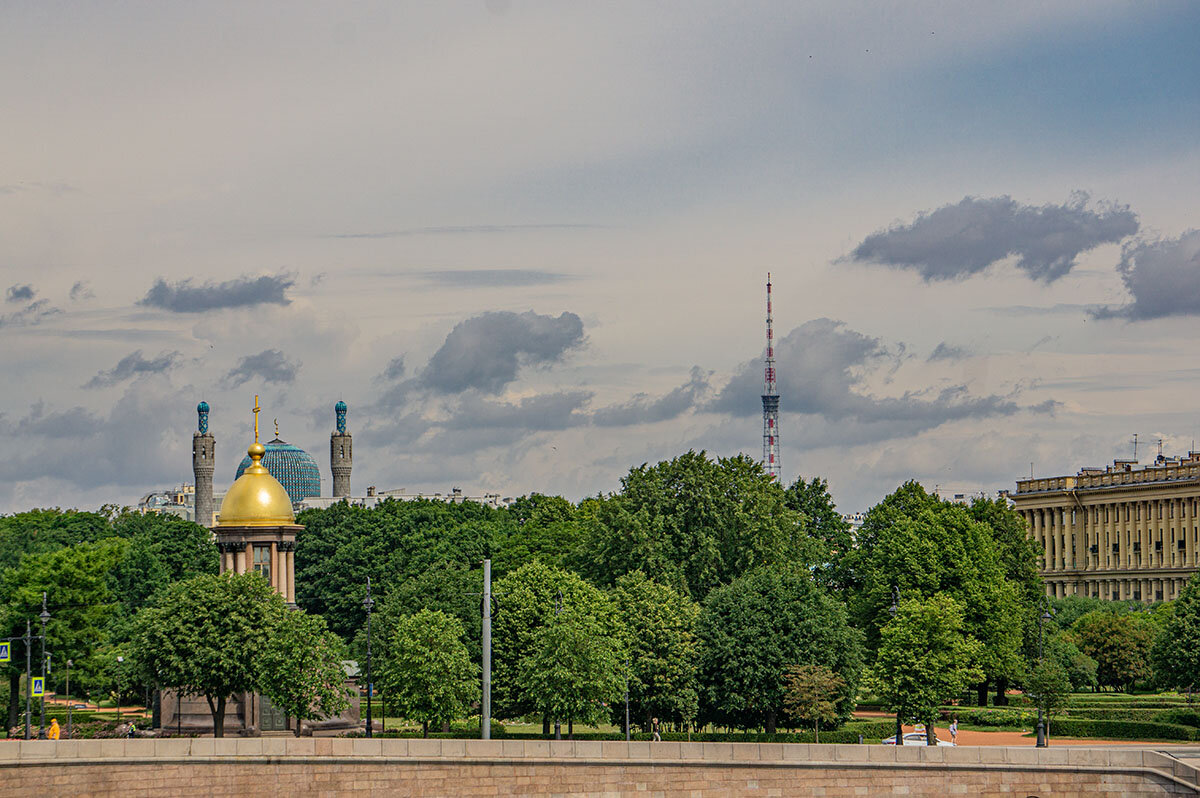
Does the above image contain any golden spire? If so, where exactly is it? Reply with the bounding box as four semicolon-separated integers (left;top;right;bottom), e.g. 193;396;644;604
253;394;261;443
217;394;294;527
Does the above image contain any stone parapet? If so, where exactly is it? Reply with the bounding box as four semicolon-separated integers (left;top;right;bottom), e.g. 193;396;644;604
5;739;1199;796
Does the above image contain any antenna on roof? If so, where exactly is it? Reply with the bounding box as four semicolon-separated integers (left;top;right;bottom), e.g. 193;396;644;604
1133;433;1139;461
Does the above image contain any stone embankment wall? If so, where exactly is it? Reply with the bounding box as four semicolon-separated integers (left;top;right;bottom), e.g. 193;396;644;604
8;738;1200;797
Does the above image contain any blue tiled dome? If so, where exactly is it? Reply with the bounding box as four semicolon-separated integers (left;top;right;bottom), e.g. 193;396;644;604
235;437;321;504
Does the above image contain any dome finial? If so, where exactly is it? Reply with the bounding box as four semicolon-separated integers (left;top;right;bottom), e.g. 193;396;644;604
252;394;261;444
197;401;210;434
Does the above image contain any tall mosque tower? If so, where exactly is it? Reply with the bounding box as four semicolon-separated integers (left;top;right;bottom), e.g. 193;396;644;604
192;401;216;527
330;400;352;499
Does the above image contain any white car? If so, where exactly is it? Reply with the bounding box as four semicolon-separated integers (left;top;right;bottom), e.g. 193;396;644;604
882;732;955;746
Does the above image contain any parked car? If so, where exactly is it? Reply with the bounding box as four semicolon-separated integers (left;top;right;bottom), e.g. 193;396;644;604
882;732;955;746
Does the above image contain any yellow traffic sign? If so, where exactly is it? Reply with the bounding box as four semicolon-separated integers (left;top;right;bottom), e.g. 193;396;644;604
31;677;44;698
0;643;9;663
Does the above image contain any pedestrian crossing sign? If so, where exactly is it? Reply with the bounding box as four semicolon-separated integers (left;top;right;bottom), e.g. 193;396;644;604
0;643;8;663
31;677;44;698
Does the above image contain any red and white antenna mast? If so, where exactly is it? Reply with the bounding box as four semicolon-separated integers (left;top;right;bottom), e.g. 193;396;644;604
761;273;781;481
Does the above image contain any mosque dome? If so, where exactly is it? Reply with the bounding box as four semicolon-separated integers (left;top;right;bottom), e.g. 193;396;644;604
219;443;296;527
235;437;321;504
335;400;347;413
197;401;210;413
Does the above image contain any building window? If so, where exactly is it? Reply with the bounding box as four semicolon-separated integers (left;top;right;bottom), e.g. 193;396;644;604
253;545;272;579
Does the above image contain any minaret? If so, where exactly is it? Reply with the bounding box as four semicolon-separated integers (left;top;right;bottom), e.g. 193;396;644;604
331;400;352;499
761;274;781;482
192;401;215;527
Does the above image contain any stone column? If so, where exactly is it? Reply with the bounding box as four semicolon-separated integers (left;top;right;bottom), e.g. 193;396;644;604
286;549;295;603
270;542;279;595
1038;510;1050;572
1142;500;1152;570
244;542;253;575
1058;508;1068;570
1187;497;1196;569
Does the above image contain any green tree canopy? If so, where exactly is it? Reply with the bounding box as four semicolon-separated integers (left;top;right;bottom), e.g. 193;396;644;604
376;609;477;737
696;566;862;733
783;477;853;591
491;562;620;722
132;572;287;736
257;609;350;736
782;664;846;743
609;571;700;731
870;594;984;742
109;512;219;615
1025;658;1071;737
578;451;817;600
1152;573;1200;693
1068;610;1152;691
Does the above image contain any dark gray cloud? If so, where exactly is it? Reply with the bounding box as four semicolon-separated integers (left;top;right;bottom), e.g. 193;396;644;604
6;284;34;303
418;269;570;287
708;318;1035;436
0;299;61;328
423;391;593;455
329;223;603;239
380;356;406;381
927;342;970;362
69;281;95;301
848;194;1138;282
221;349;300;388
420;310;585;394
592;367;710;426
84;350;181;389
1093;230;1200;320
138;273;295;312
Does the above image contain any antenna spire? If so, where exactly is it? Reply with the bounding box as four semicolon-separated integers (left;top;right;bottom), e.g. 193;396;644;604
761;273;781;481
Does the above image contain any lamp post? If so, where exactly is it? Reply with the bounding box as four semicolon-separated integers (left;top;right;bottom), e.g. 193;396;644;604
624;658;631;742
65;660;73;740
116;656;124;725
1035;605;1052;747
363;577;374;738
38;594;49;738
889;586;902;747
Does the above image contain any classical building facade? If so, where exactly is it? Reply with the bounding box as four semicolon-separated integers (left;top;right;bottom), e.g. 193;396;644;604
1011;454;1200;602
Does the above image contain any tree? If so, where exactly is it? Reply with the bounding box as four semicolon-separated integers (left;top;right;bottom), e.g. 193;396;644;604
109;512;219;614
376;609;477;737
847;483;1023;706
492;494;582;577
132;572;286;736
783;477;853;591
697;566;862;733
520;607;625;734
1045;632;1098;692
782;664;845;742
609;571;700;731
370;565;483;665
1152;573;1200;694
257;610;350;735
491;562;620;724
1069;611;1152;691
1024;659;1070;739
577;451;817;600
870;594;984;744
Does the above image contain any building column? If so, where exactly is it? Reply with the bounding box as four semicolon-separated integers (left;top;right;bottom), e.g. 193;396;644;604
1037;510;1050;572
270;542;279;595
286;549;295;603
1141;500;1152;570
244;542;253;575
1187;498;1196;568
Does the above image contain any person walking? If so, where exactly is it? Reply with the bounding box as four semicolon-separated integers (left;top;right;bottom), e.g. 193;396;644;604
651;717;661;742
949;717;958;746
47;719;60;740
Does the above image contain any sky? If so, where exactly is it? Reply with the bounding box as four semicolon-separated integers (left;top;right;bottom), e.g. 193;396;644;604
3;1;1200;515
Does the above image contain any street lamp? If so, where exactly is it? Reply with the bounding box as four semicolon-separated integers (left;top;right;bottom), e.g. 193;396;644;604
889;586;902;747
38;593;49;738
362;577;374;739
1035;604;1053;747
624;658;631;742
116;656;124;725
65;660;73;740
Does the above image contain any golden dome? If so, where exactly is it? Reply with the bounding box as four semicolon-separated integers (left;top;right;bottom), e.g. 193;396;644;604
217;442;296;527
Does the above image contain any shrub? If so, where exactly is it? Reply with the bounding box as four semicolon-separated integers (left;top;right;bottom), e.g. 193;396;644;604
1046;719;1198;741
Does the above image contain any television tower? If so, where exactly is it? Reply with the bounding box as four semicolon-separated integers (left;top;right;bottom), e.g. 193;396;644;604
762;273;781;481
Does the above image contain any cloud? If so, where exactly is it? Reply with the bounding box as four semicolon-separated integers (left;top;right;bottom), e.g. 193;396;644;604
0;299;61;328
83;350;181;388
1093;230;1200;320
69;281;95;301
420;310;585;394
380;356;406;381
927;342;970;362
328;223;603;239
592;366;710;426
221;349;300;388
848;193;1138;282
138;273;295;312
6;284;34;303
708;318;1035;436
418;269;570;287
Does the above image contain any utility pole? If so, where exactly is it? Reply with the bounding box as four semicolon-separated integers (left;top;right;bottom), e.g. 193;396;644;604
23;621;31;740
482;559;491;740
624;658;631;742
39;593;48;738
362;577;374;738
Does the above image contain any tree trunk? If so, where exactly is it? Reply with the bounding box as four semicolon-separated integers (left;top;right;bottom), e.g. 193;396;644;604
994;676;1009;706
423;720;429;738
542;715;550;736
206;695;226;738
926;719;936;746
813;720;819;744
568;718;573;739
976;680;989;706
151;689;162;729
7;672;20;731
765;711;776;735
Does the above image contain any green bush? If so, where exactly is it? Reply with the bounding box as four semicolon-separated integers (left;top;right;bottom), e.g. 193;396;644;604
375;721;895;744
1154;708;1200;728
939;708;1034;728
1046;719;1199;741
